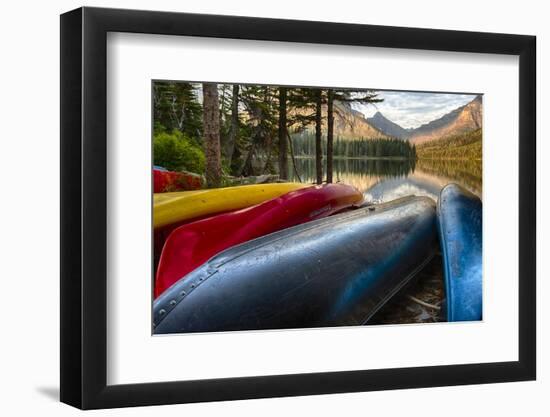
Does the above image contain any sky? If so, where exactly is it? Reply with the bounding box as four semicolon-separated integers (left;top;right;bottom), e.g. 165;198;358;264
354;91;479;129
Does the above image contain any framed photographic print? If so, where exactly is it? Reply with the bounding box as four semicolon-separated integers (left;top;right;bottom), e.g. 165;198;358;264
60;6;536;409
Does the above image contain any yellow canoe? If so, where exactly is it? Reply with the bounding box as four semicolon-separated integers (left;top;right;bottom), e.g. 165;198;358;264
154;183;308;229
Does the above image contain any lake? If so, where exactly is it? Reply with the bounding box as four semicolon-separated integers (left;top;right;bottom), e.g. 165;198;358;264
290;157;482;202
290;157;482;325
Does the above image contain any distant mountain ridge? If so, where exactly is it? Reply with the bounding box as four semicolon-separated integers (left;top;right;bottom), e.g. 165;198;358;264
333;101;389;140
367;112;411;140
292;101;389;141
365;95;482;144
408;95;482;144
292;95;482;144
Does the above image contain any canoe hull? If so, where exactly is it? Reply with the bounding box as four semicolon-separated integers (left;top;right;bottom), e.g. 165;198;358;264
153;183;307;229
153;168;202;192
437;183;482;321
153;196;438;334
154;183;364;298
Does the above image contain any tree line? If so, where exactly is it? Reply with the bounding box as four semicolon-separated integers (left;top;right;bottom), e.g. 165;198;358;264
153;81;395;187
292;133;417;159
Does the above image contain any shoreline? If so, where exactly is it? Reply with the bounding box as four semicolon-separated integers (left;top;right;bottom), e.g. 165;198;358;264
417;157;482;162
292;156;480;162
293;156;413;161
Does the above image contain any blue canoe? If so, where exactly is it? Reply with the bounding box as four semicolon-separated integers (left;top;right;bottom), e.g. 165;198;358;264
153;196;438;334
437;183;482;321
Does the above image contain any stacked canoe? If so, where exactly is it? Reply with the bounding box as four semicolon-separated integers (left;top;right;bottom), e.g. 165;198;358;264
153;183;309;261
153;196;438;333
154;183;364;297
152;171;483;333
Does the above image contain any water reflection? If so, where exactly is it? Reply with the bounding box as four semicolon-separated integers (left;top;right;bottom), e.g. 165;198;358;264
289;156;482;325
290;157;482;202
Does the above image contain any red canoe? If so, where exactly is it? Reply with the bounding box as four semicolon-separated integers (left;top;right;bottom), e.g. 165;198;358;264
153;168;202;193
154;183;364;298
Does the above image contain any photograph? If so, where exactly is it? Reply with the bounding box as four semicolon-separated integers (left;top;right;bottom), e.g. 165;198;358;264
51;3;538;411
151;81;483;334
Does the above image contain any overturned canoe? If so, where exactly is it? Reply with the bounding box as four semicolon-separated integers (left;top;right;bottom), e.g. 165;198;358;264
153;196;438;334
437;183;482;322
153;168;203;193
153;183;307;229
154;183;364;298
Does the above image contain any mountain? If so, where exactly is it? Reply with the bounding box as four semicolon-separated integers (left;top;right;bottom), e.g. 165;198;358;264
333;102;389;140
409;95;482;144
291;95;482;145
367;111;411;140
292;101;389;141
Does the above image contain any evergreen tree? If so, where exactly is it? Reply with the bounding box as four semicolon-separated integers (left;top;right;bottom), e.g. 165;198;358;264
202;83;222;187
239;85;278;176
326;89;335;183
224;84;240;171
153;81;203;141
278;87;288;180
315;90;323;184
325;89;383;180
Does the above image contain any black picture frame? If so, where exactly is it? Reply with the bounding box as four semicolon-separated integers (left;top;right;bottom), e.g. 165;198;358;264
60;6;536;409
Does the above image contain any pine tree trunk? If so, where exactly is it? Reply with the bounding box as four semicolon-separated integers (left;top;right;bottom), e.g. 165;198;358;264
326;89;334;183
225;84;239;165
202;83;222;188
278;87;288;180
286;129;302;183
315;90;323;185
240;143;256;177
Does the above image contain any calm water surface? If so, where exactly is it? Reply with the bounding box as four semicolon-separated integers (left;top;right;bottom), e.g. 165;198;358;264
291;157;482;324
290;157;482;202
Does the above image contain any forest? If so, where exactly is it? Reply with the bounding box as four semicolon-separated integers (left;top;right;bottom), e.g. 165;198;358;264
153;81;417;187
415;129;482;160
292;133;416;159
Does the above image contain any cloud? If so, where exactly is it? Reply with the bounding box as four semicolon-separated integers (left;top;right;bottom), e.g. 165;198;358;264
354;91;478;129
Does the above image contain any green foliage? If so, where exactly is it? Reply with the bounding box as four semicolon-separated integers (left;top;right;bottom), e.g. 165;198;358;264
153;81;203;142
416;129;482;160
153;130;205;173
153;121;166;135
